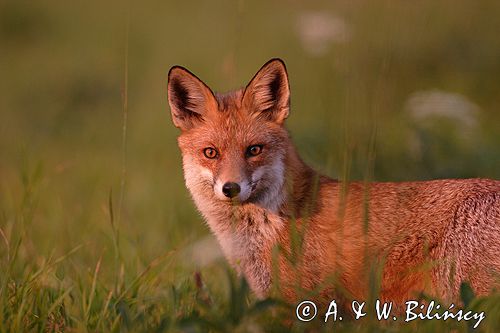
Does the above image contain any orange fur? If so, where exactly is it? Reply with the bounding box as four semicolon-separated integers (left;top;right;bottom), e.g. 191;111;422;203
167;59;500;309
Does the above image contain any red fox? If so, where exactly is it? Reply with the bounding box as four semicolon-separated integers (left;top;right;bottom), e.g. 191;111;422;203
167;58;500;308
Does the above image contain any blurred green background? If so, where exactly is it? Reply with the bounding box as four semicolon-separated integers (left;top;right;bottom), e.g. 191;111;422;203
0;0;499;331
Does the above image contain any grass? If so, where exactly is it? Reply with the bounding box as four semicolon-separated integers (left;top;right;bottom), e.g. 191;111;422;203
1;0;500;331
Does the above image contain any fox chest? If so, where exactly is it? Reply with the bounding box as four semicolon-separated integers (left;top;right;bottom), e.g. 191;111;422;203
207;208;284;296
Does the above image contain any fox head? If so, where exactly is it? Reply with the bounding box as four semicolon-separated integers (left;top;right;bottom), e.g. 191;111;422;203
167;59;291;212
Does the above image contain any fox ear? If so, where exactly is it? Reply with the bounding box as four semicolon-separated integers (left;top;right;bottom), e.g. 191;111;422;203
242;58;290;125
167;66;218;131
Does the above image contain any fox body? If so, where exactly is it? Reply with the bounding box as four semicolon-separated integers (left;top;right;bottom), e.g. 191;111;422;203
167;59;500;307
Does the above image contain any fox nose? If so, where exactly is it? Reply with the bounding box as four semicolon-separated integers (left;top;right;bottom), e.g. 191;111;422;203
222;182;241;198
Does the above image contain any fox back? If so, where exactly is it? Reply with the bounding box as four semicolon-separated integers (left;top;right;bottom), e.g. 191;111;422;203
167;59;500;307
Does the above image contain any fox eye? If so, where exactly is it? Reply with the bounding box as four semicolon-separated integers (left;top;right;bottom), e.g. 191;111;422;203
203;147;218;159
247;145;263;157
